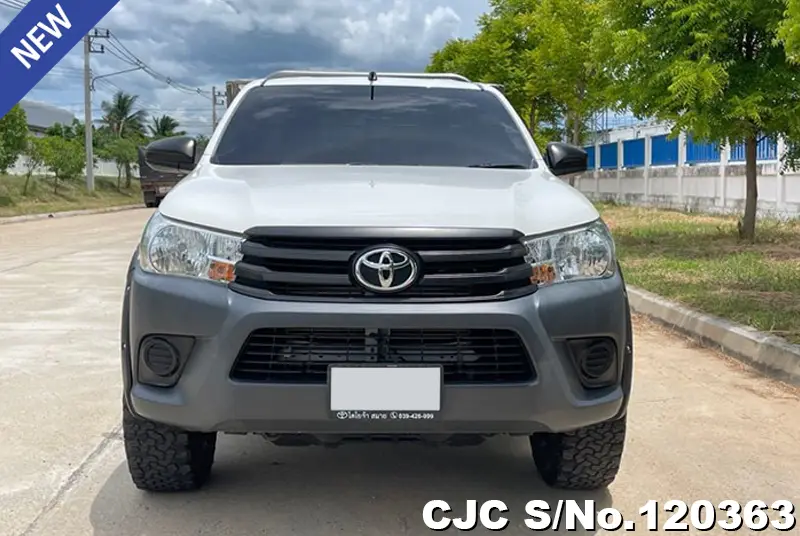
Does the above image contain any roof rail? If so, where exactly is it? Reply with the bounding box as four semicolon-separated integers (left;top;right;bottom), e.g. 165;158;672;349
261;70;472;83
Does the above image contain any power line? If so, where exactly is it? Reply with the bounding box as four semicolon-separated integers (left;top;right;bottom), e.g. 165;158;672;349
93;27;213;98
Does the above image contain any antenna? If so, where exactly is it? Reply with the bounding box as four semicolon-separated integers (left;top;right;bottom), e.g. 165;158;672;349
368;71;377;100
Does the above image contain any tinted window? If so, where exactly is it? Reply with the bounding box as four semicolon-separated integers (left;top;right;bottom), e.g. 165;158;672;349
211;85;535;168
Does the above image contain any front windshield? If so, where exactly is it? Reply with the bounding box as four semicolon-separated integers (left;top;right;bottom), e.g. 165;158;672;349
210;84;536;168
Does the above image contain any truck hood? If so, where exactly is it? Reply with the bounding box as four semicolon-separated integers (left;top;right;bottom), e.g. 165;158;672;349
157;165;599;236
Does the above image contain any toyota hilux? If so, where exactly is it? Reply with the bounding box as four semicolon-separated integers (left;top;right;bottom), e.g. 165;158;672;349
120;70;634;493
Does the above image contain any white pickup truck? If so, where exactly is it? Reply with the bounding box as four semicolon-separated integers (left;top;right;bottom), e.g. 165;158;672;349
120;70;634;493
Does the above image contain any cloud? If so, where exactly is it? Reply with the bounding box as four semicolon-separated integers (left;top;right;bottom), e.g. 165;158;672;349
2;0;488;135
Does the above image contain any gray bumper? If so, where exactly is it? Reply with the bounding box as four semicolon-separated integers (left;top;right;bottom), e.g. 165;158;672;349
121;254;633;435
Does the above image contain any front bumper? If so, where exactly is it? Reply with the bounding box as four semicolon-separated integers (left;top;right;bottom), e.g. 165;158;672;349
121;254;633;435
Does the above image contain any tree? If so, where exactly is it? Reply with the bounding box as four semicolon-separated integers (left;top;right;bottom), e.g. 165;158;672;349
0;104;28;174
101;91;147;185
101;91;147;138
425;0;611;159
427;1;562;147
39;136;85;193
21;135;45;195
148;115;185;139
779;0;800;62
101;137;139;190
523;0;610;146
603;0;800;241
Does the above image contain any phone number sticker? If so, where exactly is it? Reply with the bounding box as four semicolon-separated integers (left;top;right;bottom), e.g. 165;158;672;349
334;410;437;421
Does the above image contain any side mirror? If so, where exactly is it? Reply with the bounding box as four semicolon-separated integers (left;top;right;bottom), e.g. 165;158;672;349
144;135;197;174
544;142;588;177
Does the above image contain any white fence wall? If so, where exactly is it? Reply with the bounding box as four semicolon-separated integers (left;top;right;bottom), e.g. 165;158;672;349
7;155;123;178
572;133;800;219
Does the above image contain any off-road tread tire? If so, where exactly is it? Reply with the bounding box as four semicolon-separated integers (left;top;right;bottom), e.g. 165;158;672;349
122;405;217;492
530;417;626;490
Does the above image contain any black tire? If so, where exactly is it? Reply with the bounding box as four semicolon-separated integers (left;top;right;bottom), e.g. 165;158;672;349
530;416;627;490
122;404;217;492
144;200;156;208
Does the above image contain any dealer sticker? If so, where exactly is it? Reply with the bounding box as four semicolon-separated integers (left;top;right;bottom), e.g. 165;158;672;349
334;410;436;421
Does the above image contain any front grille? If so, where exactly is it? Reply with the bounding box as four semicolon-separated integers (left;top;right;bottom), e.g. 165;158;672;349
229;227;536;302
230;328;536;385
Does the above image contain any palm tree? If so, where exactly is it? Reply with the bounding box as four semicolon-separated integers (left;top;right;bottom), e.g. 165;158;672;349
100;90;147;186
100;90;147;139
149;114;185;139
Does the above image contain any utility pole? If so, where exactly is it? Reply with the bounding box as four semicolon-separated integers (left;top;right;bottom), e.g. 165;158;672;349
211;85;217;133
83;29;109;191
211;87;225;133
83;35;94;191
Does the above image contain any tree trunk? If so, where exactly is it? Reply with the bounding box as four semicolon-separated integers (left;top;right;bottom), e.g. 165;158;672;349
739;134;758;242
124;162;132;189
571;113;581;145
567;111;580;186
23;172;33;195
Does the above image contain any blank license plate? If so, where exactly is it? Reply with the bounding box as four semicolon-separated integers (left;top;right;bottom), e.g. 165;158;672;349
329;366;441;412
157;186;172;194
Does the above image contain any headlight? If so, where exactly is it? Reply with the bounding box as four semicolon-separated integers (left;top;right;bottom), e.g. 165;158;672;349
138;211;243;283
521;219;616;286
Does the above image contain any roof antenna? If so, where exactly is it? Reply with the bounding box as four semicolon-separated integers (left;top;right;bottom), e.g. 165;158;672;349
368;71;377;100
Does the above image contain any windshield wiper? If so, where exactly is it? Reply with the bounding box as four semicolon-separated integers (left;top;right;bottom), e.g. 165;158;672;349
467;163;529;169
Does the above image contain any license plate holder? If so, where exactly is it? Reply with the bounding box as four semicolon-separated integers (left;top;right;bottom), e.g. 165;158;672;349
329;365;442;422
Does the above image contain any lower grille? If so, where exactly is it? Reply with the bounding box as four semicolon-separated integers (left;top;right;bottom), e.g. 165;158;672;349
230;328;536;385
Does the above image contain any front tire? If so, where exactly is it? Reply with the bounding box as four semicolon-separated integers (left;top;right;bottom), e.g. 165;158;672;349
530;416;626;490
122;404;217;492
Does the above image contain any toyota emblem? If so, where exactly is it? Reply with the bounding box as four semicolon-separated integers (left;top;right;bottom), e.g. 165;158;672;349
353;246;419;293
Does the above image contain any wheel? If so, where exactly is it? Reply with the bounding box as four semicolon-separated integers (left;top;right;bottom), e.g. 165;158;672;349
144;200;156;208
530;416;626;490
122;404;217;492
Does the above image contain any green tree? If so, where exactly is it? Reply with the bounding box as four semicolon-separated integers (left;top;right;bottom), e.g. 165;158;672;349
523;0;610;146
100;91;147;138
425;0;610;157
100;91;147;185
101;137;139;190
778;0;800;61
148;114;185;139
427;2;560;147
0;105;29;174
21;135;45;195
603;0;800;241
39;136;85;193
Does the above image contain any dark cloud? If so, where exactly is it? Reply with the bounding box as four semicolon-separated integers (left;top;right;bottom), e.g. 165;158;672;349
2;0;489;135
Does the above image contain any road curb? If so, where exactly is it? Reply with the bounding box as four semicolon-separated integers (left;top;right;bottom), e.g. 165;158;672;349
0;204;146;225
627;286;800;385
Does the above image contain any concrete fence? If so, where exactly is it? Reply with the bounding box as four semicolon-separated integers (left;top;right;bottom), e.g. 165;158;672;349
6;155;124;179
573;132;800;219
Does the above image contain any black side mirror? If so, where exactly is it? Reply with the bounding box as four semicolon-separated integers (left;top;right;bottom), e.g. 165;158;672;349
144;136;197;174
544;142;588;177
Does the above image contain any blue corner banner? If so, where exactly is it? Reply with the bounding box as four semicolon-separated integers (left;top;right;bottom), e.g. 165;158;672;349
0;0;120;118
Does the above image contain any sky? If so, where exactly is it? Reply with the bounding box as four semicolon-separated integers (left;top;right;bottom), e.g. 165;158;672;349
0;0;491;135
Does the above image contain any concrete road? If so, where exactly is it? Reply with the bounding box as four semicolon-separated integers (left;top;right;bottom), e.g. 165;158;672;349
1;209;798;536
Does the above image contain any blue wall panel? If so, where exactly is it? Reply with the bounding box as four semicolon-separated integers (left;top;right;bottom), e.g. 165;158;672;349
651;135;678;166
686;135;720;164
623;138;645;168
599;143;618;169
584;146;596;169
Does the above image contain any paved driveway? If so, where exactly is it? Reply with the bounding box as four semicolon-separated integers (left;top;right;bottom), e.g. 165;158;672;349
1;209;798;535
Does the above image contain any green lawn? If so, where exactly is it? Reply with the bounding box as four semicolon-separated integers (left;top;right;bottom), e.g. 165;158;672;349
0;174;142;218
597;202;800;344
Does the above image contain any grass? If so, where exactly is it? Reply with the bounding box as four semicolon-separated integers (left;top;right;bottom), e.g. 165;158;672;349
597;202;800;344
0;174;142;218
